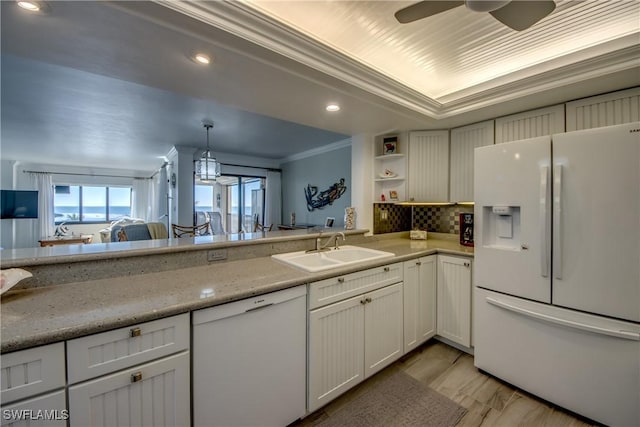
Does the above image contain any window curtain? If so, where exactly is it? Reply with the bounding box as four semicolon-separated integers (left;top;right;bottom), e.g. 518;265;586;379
19;172;54;246
131;178;152;221
157;165;169;228
264;170;282;227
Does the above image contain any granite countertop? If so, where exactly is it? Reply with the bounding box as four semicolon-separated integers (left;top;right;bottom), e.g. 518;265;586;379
1;236;473;353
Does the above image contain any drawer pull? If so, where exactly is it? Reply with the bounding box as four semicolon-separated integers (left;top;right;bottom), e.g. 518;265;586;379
383;267;390;272
360;299;366;305
365;297;372;303
464;262;470;268
416;261;422;266
131;372;143;383
130;327;142;338
337;278;345;283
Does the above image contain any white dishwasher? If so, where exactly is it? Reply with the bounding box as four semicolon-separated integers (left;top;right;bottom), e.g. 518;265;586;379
192;285;307;427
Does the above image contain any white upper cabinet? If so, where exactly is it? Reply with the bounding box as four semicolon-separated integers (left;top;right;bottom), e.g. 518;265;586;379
449;120;494;203
495;104;565;144
407;130;449;202
566;87;640;131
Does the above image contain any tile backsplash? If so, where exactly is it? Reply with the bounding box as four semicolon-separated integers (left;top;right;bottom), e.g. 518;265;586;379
373;204;474;235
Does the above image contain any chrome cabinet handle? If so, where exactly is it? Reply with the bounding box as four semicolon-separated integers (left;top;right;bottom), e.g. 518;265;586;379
130;327;141;338
464;262;470;268
337;277;345;283
131;372;142;383
416;261;422;266
360;299;366;305
383;267;390;272
365;297;372;303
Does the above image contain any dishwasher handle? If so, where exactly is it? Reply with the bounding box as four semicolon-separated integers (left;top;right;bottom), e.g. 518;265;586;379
245;303;274;313
193;286;307;325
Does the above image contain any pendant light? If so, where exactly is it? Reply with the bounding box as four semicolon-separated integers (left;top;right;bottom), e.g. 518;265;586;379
196;120;221;182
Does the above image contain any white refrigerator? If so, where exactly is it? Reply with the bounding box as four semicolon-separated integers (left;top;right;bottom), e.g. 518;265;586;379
473;122;640;426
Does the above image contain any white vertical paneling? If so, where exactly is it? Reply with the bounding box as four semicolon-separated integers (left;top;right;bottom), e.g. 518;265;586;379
403;260;420;351
308;295;365;412
407;130;449;201
450;120;494;202
68;352;190;427
437;256;472;347
566;87;640;131
364;283;403;378
495;104;565;144
403;256;437;354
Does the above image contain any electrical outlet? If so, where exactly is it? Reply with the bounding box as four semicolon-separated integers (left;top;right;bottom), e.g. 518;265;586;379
381;209;388;221
207;249;227;261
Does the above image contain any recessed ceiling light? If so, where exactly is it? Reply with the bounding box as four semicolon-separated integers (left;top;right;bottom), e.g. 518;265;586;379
326;104;340;112
17;1;40;11
194;54;211;65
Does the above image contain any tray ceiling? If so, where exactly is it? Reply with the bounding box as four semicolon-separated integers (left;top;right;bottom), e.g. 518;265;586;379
170;0;639;117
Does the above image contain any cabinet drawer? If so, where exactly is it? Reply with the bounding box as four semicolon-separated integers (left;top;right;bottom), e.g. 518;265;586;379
67;313;189;384
1;342;65;405
309;263;403;309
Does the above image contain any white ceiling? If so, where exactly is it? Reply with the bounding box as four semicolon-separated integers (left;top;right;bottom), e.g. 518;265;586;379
1;0;638;174
245;0;639;101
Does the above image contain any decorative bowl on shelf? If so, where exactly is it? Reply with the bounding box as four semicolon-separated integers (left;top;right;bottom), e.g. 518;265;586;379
378;169;397;178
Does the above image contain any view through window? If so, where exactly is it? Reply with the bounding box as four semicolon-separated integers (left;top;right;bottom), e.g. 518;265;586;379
194;176;264;234
54;185;132;223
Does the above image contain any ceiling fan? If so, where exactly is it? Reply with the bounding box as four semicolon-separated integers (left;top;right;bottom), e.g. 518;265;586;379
395;0;556;31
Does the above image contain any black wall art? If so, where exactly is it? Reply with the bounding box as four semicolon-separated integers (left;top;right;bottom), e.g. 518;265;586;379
305;178;347;211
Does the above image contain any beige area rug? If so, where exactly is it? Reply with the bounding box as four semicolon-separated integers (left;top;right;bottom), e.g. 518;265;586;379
315;371;467;427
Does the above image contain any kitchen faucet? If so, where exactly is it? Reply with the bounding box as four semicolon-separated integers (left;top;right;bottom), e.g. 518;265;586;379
307;232;346;253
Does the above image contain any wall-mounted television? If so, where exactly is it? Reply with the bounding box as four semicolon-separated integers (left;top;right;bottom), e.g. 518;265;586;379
1;190;39;219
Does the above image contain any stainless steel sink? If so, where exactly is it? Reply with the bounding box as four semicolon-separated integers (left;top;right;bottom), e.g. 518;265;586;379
271;245;395;272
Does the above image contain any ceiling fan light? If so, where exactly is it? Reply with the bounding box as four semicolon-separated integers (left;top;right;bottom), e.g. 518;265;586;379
465;0;510;12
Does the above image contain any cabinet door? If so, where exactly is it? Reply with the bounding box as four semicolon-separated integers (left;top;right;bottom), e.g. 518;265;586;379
364;282;404;378
68;352;189;427
437;256;472;347
407;130;449;202
495;104;564;144
566;87;640;131
0;391;67;427
449;120;494;202
403;257;437;354
308;295;365;413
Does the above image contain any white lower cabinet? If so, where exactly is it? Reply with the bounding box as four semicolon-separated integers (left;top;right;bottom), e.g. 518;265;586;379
66;313;190;427
403;256;437;353
68;352;190;427
437;255;473;348
0;391;67;427
308;268;403;413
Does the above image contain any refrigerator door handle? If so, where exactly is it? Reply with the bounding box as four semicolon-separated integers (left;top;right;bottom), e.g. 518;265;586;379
486;297;640;341
539;166;550;277
553;164;563;279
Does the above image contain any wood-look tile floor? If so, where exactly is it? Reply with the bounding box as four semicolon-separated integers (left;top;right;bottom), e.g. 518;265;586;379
296;340;597;427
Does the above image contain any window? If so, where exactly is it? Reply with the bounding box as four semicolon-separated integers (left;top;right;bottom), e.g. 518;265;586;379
54;185;132;223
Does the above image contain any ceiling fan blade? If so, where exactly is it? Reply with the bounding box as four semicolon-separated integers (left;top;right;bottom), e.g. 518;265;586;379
395;1;464;24
490;0;556;31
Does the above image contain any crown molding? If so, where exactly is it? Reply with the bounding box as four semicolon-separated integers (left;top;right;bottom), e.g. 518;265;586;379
280;138;352;164
156;1;639;121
